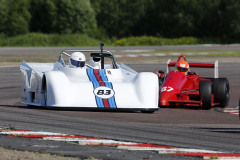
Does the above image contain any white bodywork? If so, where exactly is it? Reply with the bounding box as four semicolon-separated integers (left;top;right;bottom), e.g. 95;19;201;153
20;49;159;111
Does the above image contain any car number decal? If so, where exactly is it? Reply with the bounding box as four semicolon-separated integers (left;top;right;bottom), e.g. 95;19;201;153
94;86;115;99
161;86;174;92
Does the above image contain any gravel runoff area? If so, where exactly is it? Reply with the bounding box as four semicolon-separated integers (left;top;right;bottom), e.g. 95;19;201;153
0;147;99;160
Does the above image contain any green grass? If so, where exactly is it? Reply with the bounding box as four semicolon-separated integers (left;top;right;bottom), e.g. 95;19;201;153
0;33;104;47
0;34;216;47
153;50;240;56
116;49;240;56
1;33;238;48
114;36;199;46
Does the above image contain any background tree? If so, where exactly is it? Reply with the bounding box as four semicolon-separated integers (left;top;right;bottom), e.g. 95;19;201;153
30;0;96;34
0;0;239;43
71;0;96;34
0;0;31;36
91;0;240;42
192;0;240;42
52;0;73;34
91;0;149;38
29;0;56;33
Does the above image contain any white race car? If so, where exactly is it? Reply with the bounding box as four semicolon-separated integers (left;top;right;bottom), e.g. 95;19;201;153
20;46;159;113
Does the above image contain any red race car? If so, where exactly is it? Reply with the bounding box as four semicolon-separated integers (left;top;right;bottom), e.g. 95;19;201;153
156;55;229;109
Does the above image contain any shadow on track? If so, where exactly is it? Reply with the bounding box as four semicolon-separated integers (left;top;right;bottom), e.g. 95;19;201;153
159;105;214;110
0;104;145;113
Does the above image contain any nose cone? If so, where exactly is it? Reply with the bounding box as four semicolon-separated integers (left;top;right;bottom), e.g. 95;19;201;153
159;71;186;106
159;87;176;106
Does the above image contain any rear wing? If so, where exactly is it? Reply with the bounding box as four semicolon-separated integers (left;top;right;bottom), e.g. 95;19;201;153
167;59;219;78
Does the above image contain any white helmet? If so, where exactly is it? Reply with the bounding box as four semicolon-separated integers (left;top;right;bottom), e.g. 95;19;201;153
88;57;101;69
69;52;86;68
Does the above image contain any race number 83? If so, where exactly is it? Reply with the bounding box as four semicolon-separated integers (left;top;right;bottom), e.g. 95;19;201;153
97;90;111;95
94;86;115;99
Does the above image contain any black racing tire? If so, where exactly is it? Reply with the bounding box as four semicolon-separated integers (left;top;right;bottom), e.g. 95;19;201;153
212;78;230;107
199;81;212;110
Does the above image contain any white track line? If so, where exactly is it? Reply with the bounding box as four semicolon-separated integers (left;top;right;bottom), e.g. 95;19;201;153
1;128;240;159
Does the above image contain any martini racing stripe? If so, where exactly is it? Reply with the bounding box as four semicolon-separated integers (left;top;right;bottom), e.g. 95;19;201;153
94;69;117;108
87;69;104;107
87;69;117;108
93;69;110;108
97;69;117;108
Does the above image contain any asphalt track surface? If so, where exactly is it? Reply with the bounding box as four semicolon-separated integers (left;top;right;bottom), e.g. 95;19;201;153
0;47;239;159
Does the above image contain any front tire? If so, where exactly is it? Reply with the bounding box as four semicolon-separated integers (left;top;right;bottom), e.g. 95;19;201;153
212;78;230;107
199;81;212;109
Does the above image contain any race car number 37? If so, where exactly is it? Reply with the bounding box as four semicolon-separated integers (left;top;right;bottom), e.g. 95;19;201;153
94;86;115;99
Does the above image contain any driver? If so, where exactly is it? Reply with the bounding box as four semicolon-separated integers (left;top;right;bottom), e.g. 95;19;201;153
87;57;101;69
176;60;189;75
69;52;86;68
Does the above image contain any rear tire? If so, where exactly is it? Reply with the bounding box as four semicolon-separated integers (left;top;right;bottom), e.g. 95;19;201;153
212;78;230;107
199;81;212;109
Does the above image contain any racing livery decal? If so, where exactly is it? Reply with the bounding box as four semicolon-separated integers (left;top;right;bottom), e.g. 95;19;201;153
161;86;173;92
87;69;117;108
94;86;115;99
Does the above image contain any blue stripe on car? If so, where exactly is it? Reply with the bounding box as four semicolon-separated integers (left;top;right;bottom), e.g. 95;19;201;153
87;69;104;108
87;69;117;108
99;69;117;108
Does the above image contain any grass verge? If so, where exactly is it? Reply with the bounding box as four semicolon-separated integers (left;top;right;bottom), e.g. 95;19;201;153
0;33;103;47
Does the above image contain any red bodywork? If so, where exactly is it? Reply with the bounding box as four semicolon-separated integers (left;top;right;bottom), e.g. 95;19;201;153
159;55;218;107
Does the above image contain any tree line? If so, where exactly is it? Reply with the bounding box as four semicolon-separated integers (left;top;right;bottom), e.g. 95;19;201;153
0;0;239;43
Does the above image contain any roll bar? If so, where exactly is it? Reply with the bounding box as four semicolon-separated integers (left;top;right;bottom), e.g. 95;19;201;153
58;49;118;69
